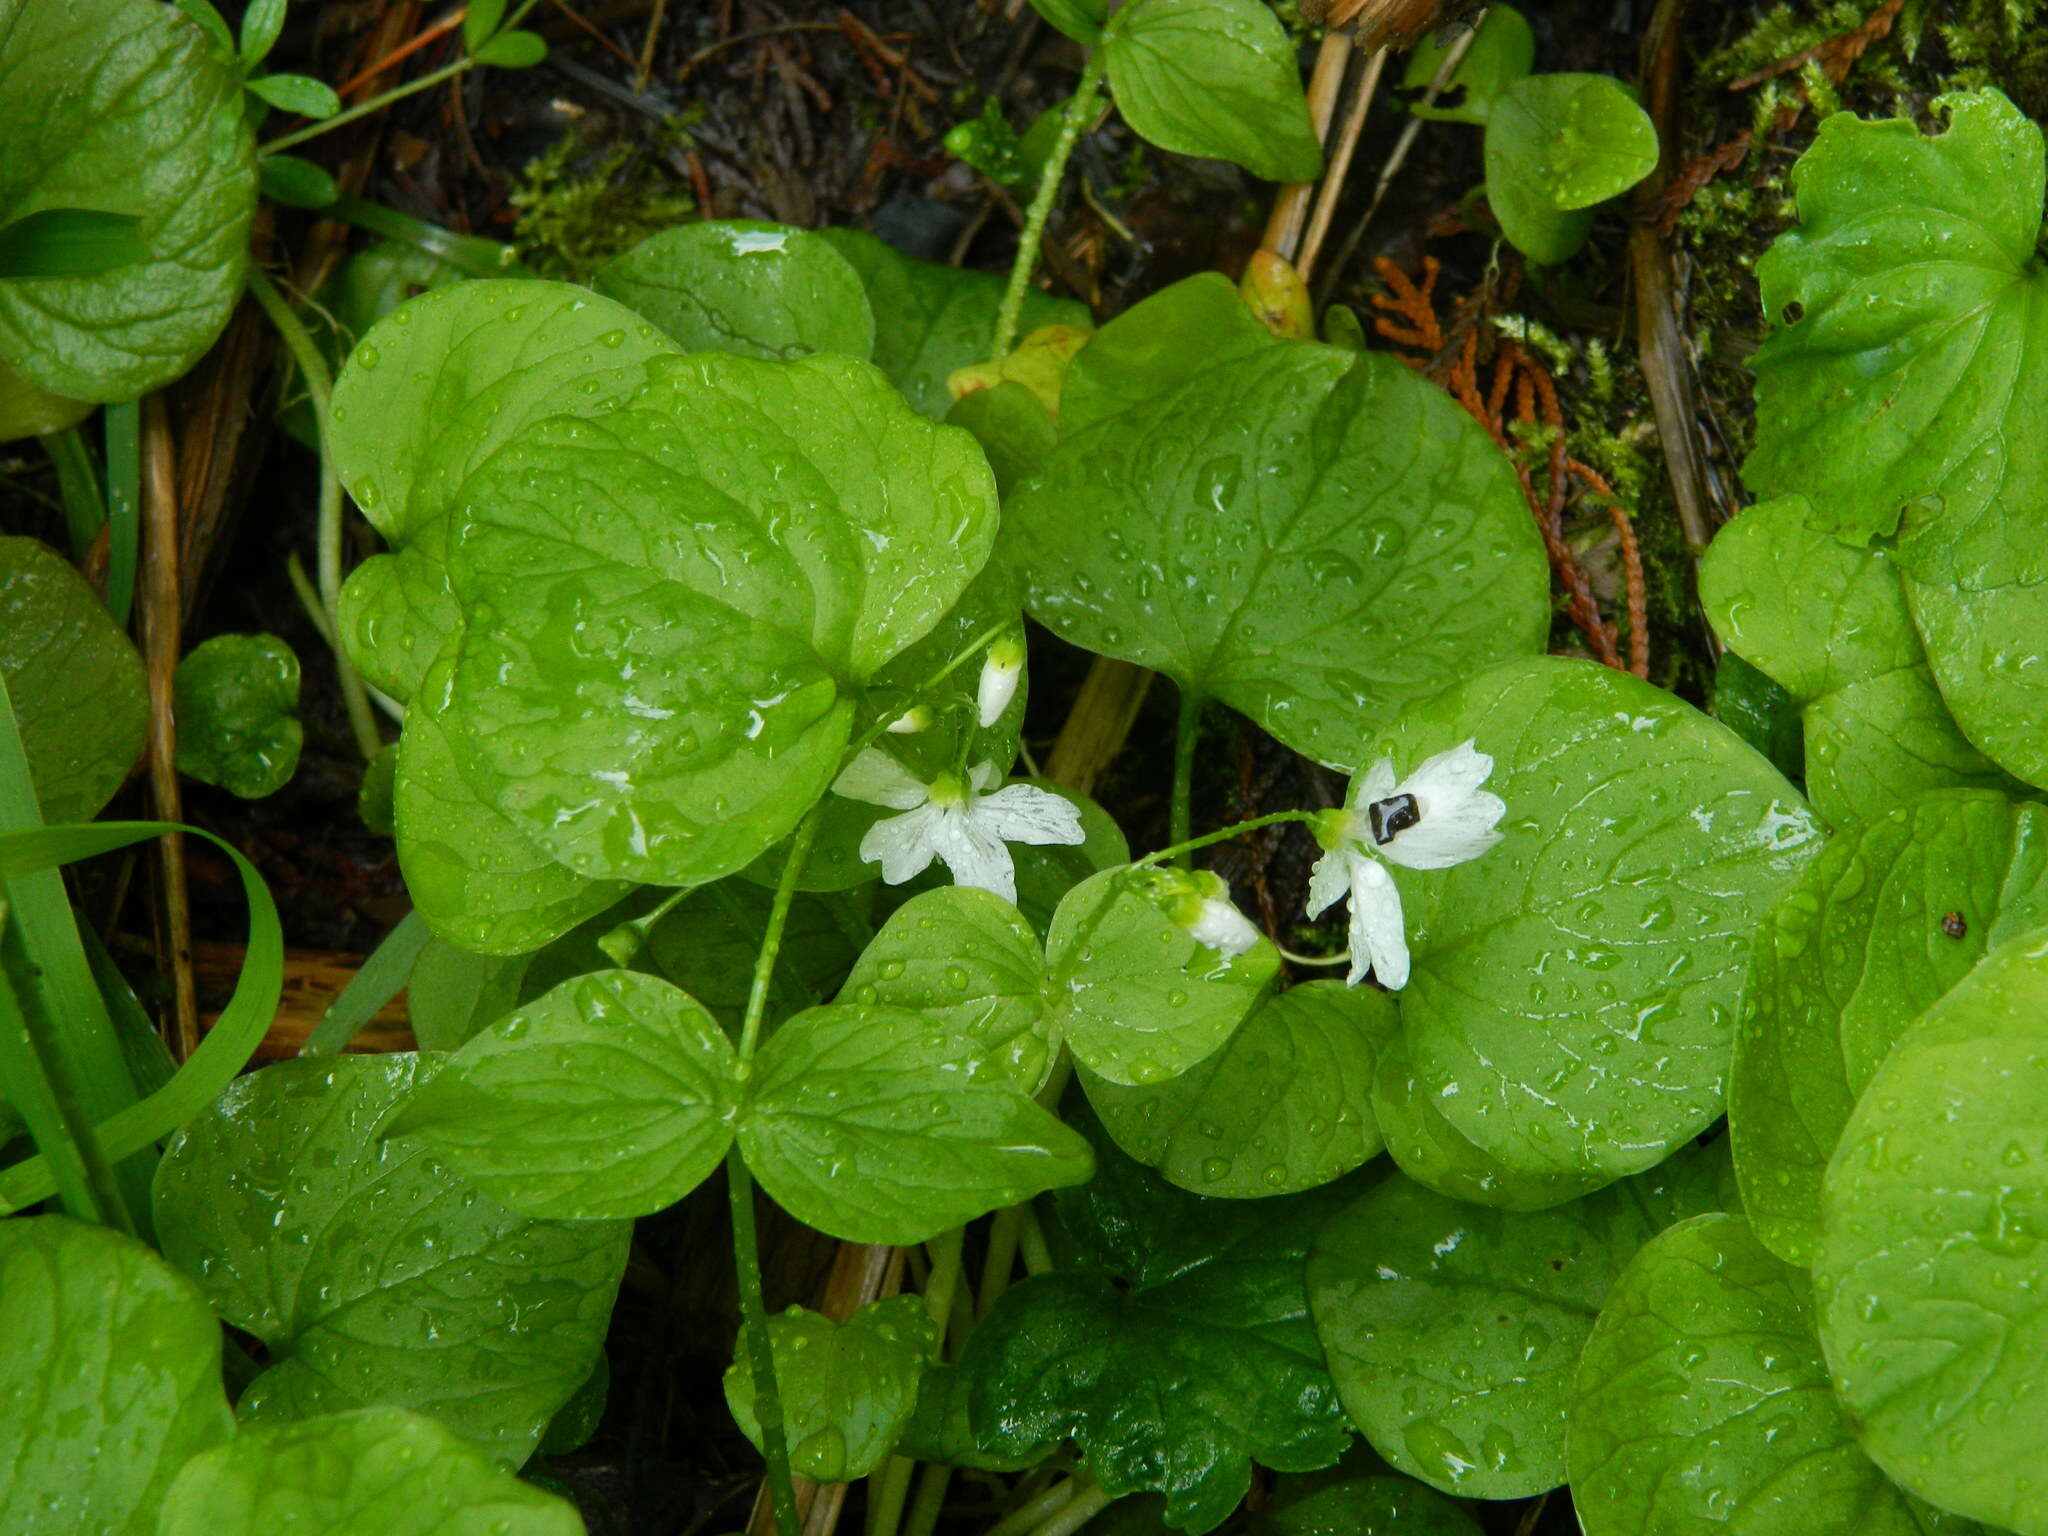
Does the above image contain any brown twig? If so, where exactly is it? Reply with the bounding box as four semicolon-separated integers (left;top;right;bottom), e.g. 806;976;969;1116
1261;33;1356;261
1297;48;1388;281
336;5;465;100
138;397;200;1062
633;0;669;90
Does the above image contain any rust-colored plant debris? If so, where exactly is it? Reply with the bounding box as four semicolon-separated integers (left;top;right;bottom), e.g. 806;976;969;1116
1371;255;1650;679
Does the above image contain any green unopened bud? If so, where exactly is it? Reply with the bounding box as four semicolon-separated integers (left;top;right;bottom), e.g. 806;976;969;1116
1240;250;1314;340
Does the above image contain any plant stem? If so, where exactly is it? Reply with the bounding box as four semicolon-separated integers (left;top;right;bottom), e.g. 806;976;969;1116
900;1463;953;1536
1030;1483;1112;1536
991;51;1109;358
1137;810;1319;871
728;806;823;1536
1018;1204;1055;1276
258;0;543;154
1169;687;1203;865
726;1149;802;1536
245;269;383;764
977;1204;1026;1316
987;1478;1082;1536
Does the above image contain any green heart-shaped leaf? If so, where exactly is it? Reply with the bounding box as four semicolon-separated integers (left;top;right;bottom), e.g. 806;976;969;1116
737;1002;1093;1244
724;1296;938;1483
1103;0;1323;183
1370;657;1821;1189
1083;980;1397;1198
392;969;743;1220
1307;1142;1735;1499
1731;790;2048;1265
0;0;255;401
1745;90;2048;791
1012;344;1549;771
1482;74;1656;264
1046;866;1280;1085
0;536;146;823
173;632;302;799
1699;496;2017;825
1571;1213;1986;1536
0;1217;232;1536
153;1055;628;1465
840;886;1055;1090
594;219;874;362
1815;933;2048;1532
962;1122;1358;1534
158;1406;582;1536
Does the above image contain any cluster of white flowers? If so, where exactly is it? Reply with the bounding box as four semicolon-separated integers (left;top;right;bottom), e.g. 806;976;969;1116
846;649;1506;986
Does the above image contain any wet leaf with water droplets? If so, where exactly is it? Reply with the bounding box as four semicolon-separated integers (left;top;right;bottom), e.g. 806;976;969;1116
0;0;255;402
1481;74;1656;264
593;219;874;362
1816;934;2048;1532
723;1296;937;1482
1045;866;1280;1086
814;228;1088;418
1730;789;2048;1265
1307;1141;1735;1499
960;1115;1360;1533
1011;343;1548;772
1371;657;1822;1191
838;886;1056;1091
1570;1213;1986;1536
0;1217;233;1536
390;970;744;1220
1699;496;2017;826
0;535;147;823
1083;980;1396;1198
1102;0;1323;183
158;1405;582;1536
1744;90;2048;792
1259;1471;1480;1535
153;1055;628;1465
737;1002;1092;1244
172;632;302;799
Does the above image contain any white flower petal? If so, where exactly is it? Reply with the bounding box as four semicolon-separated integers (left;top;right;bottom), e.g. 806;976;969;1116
1351;756;1398;813
969;760;1002;794
834;748;930;810
1306;847;1353;919
1397;739;1495;803
977;650;1023;728
1188;896;1262;957
970;783;1086;848
1379;788;1507;871
1345;856;1410;990
927;806;1018;904
859;804;944;884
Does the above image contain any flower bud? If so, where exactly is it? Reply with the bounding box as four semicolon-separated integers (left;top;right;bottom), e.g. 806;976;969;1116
977;638;1026;728
885;704;934;734
1154;869;1263;958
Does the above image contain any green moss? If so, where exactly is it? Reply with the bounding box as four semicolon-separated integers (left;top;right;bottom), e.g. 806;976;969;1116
509;127;697;283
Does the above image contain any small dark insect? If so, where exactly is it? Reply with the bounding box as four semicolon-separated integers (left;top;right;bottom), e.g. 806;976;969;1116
1942;911;1968;939
1369;793;1422;845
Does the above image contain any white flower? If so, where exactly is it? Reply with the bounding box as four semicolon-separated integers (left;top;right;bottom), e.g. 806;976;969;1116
977;638;1026;728
1307;740;1506;990
885;704;934;734
834;750;1084;904
1177;872;1263;958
